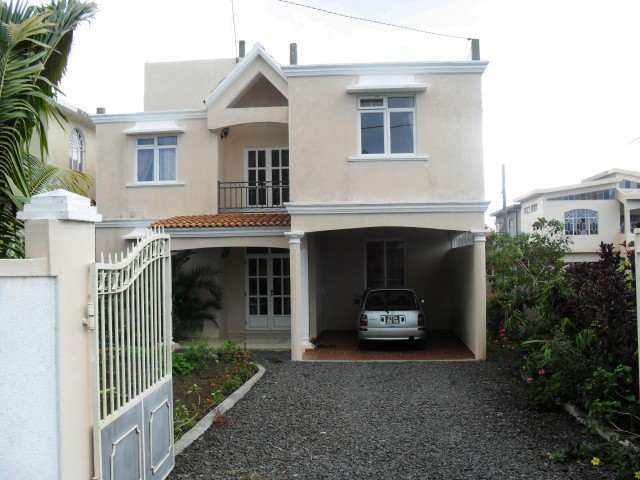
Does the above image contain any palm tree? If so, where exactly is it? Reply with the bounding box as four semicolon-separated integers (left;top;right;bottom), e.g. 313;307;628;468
0;0;97;257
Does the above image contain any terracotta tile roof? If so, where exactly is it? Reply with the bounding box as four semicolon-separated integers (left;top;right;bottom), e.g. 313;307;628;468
153;213;291;229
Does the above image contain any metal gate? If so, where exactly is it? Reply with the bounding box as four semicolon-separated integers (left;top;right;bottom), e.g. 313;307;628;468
90;228;174;479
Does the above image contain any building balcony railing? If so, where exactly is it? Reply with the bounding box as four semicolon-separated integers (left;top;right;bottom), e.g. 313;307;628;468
218;181;290;212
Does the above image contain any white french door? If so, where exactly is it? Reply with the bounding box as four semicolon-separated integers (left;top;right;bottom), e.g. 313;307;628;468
246;147;289;208
246;248;291;330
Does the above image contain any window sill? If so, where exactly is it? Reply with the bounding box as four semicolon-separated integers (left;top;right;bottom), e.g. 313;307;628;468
126;181;185;188
347;154;429;163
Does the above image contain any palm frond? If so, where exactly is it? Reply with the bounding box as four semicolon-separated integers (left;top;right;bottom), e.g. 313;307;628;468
0;0;96;258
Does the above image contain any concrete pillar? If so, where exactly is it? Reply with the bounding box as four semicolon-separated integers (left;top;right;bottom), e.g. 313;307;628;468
286;231;312;360
17;189;101;480
624;203;631;239
472;232;487;360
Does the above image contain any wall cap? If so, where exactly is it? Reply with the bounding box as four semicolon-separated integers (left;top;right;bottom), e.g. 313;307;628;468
17;189;102;223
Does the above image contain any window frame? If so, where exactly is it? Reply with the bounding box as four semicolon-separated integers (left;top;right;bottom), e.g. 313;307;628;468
364;239;407;289
357;95;417;157
69;128;85;172
564;209;599;236
134;135;178;184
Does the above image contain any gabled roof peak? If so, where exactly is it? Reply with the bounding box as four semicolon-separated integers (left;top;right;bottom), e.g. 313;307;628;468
204;43;285;107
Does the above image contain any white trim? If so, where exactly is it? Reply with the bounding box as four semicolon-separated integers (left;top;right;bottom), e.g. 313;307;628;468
96;219;154;228
284;231;304;243
357;94;417;157
285;200;490;215
473;232;487;243
582;168;640;183
204;43;286;107
126;181;185;188
166;227;289;238
124;121;185;135
514;178;619;202
346;75;427;94
92;109;206;124
347;154;429;162
283;61;489;77
347;83;427;94
134;135;179;184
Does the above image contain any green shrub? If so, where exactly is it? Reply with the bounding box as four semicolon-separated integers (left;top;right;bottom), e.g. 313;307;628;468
487;223;640;476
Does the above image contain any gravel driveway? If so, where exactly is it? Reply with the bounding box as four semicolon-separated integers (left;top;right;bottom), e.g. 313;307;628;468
171;352;615;479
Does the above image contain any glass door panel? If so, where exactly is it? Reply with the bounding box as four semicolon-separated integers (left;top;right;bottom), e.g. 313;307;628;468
247;149;268;207
247;255;269;329
246;249;291;330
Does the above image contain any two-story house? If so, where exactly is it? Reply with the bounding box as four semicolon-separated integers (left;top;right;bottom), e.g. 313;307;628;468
93;43;489;361
491;168;640;261
30;99;97;198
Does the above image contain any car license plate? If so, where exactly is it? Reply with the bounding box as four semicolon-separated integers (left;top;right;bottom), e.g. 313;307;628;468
384;315;403;325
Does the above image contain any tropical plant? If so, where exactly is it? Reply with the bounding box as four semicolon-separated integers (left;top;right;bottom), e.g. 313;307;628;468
172;250;223;340
0;0;97;258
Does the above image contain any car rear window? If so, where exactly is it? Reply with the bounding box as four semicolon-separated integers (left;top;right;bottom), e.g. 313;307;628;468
365;290;417;310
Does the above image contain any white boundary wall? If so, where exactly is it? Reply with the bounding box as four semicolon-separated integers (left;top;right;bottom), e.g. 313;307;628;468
0;275;57;479
0;190;101;480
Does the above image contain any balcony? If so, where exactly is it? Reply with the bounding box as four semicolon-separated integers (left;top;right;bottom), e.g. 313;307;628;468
218;181;289;212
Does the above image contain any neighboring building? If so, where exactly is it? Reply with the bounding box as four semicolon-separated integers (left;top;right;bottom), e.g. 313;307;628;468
30;99;97;198
492;203;520;235
92;43;489;360
491;169;640;261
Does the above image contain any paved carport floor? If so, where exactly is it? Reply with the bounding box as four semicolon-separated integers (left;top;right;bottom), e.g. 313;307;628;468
171;352;614;480
304;330;474;361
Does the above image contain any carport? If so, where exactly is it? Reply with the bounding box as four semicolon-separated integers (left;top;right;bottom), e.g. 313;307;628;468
300;226;486;361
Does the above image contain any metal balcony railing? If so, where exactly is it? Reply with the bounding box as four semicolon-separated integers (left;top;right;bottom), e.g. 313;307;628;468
218;181;290;212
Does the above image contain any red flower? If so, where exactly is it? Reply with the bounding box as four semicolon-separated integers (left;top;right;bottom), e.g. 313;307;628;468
526;376;534;384
538;368;546;377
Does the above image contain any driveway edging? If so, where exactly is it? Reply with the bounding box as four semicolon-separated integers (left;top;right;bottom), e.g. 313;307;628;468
174;363;266;456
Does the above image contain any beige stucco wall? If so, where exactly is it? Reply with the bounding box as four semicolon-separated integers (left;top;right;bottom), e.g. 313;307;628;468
95;118;218;219
144;58;236;111
444;245;474;350
287;73;484;203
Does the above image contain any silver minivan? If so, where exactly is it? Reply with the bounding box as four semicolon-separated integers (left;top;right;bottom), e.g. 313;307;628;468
357;288;426;345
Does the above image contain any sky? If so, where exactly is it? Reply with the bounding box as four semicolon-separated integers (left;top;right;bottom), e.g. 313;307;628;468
59;0;640;219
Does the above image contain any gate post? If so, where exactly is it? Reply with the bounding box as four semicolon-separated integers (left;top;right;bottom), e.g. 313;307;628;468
18;190;101;480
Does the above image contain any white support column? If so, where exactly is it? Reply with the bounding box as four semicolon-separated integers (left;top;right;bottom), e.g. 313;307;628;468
285;231;312;360
472;232;487;360
17;190;101;480
625;203;632;241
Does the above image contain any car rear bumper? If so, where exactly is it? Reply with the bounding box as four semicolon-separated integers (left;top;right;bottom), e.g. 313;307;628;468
359;327;426;341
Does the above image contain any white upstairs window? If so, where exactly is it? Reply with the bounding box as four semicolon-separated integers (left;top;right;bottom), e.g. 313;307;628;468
358;96;416;156
136;136;177;183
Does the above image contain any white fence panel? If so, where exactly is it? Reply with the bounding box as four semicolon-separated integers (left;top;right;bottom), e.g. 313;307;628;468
91;228;173;480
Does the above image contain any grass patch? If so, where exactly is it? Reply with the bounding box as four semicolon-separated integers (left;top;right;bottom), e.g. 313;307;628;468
172;341;258;440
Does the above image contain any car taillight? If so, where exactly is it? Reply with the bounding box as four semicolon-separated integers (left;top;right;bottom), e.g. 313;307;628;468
359;314;368;330
418;313;424;327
